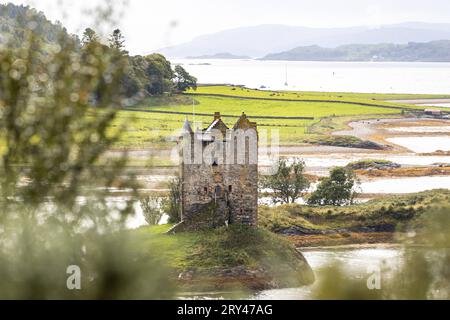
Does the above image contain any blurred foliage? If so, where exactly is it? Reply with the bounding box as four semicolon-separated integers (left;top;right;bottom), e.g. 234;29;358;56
163;177;182;224
0;3;75;49
390;206;450;299
1;3;196;103
140;196;164;226
0;2;174;299
310;206;450;300
311;263;383;300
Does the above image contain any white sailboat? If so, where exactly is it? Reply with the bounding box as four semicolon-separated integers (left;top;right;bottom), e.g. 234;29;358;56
284;64;289;86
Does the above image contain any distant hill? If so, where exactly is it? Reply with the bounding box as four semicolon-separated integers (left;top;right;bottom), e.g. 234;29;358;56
157;22;450;58
261;40;450;62
186;52;251;59
0;3;76;48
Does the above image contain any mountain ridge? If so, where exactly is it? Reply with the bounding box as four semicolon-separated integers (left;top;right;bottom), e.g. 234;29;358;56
157;22;450;58
261;40;450;62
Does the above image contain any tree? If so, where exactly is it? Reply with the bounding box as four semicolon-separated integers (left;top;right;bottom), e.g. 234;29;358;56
174;65;197;92
261;158;310;204
81;27;98;45
162;177;181;223
145;53;174;95
120;55;149;98
140;196;164;225
308;167;359;206
109;28;128;55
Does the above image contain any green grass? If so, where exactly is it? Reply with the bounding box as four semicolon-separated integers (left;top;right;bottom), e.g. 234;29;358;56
115;85;427;148
130;224;198;270
145;95;407;117
259;190;450;232
129;224;314;290
346;159;399;170
1;86;432;152
131;224;299;270
190;85;450;101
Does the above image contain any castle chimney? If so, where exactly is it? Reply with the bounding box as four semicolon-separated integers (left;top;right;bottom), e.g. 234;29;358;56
214;112;221;120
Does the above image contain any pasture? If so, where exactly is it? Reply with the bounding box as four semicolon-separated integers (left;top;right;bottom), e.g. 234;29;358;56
113;86;428;148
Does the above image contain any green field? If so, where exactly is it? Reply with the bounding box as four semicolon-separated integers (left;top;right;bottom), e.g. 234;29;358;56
0;86;432;152
113;85;428;148
143;95;408;117
188;85;450;102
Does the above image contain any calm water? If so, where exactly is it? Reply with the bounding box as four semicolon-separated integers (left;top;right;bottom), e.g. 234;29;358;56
296;154;450;169
179;247;403;300
360;176;450;194
386;136;450;153
386;126;450;133
175;59;450;94
251;248;402;300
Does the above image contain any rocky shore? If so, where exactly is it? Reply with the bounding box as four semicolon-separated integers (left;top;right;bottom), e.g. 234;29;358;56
177;251;315;292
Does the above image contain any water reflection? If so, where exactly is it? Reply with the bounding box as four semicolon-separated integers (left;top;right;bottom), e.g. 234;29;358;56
251;248;402;300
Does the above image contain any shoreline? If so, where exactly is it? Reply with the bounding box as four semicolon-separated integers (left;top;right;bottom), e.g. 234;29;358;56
298;242;403;251
286;232;397;249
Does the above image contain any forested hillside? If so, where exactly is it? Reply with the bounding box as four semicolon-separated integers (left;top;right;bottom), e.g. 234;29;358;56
262;40;450;62
0;3;196;100
0;3;75;47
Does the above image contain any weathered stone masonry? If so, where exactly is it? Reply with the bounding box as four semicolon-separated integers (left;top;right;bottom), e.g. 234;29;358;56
177;112;258;230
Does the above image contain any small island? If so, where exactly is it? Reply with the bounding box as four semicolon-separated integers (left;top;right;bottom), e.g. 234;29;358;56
187;52;251;60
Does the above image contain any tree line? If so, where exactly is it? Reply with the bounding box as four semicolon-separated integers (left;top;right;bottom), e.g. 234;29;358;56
261;158;359;207
81;28;197;100
1;3;197;101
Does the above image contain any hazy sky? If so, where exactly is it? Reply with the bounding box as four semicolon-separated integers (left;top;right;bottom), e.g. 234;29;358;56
5;0;450;55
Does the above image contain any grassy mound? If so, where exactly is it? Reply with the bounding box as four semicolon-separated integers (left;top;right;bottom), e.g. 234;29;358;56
131;225;314;292
306;135;385;150
260;190;450;233
347;159;401;170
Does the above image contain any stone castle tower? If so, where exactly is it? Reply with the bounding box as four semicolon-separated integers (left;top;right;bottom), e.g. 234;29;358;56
176;112;258;231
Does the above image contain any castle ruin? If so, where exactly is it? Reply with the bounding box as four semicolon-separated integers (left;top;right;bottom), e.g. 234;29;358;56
175;112;258;231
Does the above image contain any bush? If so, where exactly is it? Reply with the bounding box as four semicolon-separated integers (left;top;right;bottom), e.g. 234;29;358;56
260;158;310;204
162;177;182;223
347;159;400;170
308;167;359;206
140;196;164;225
